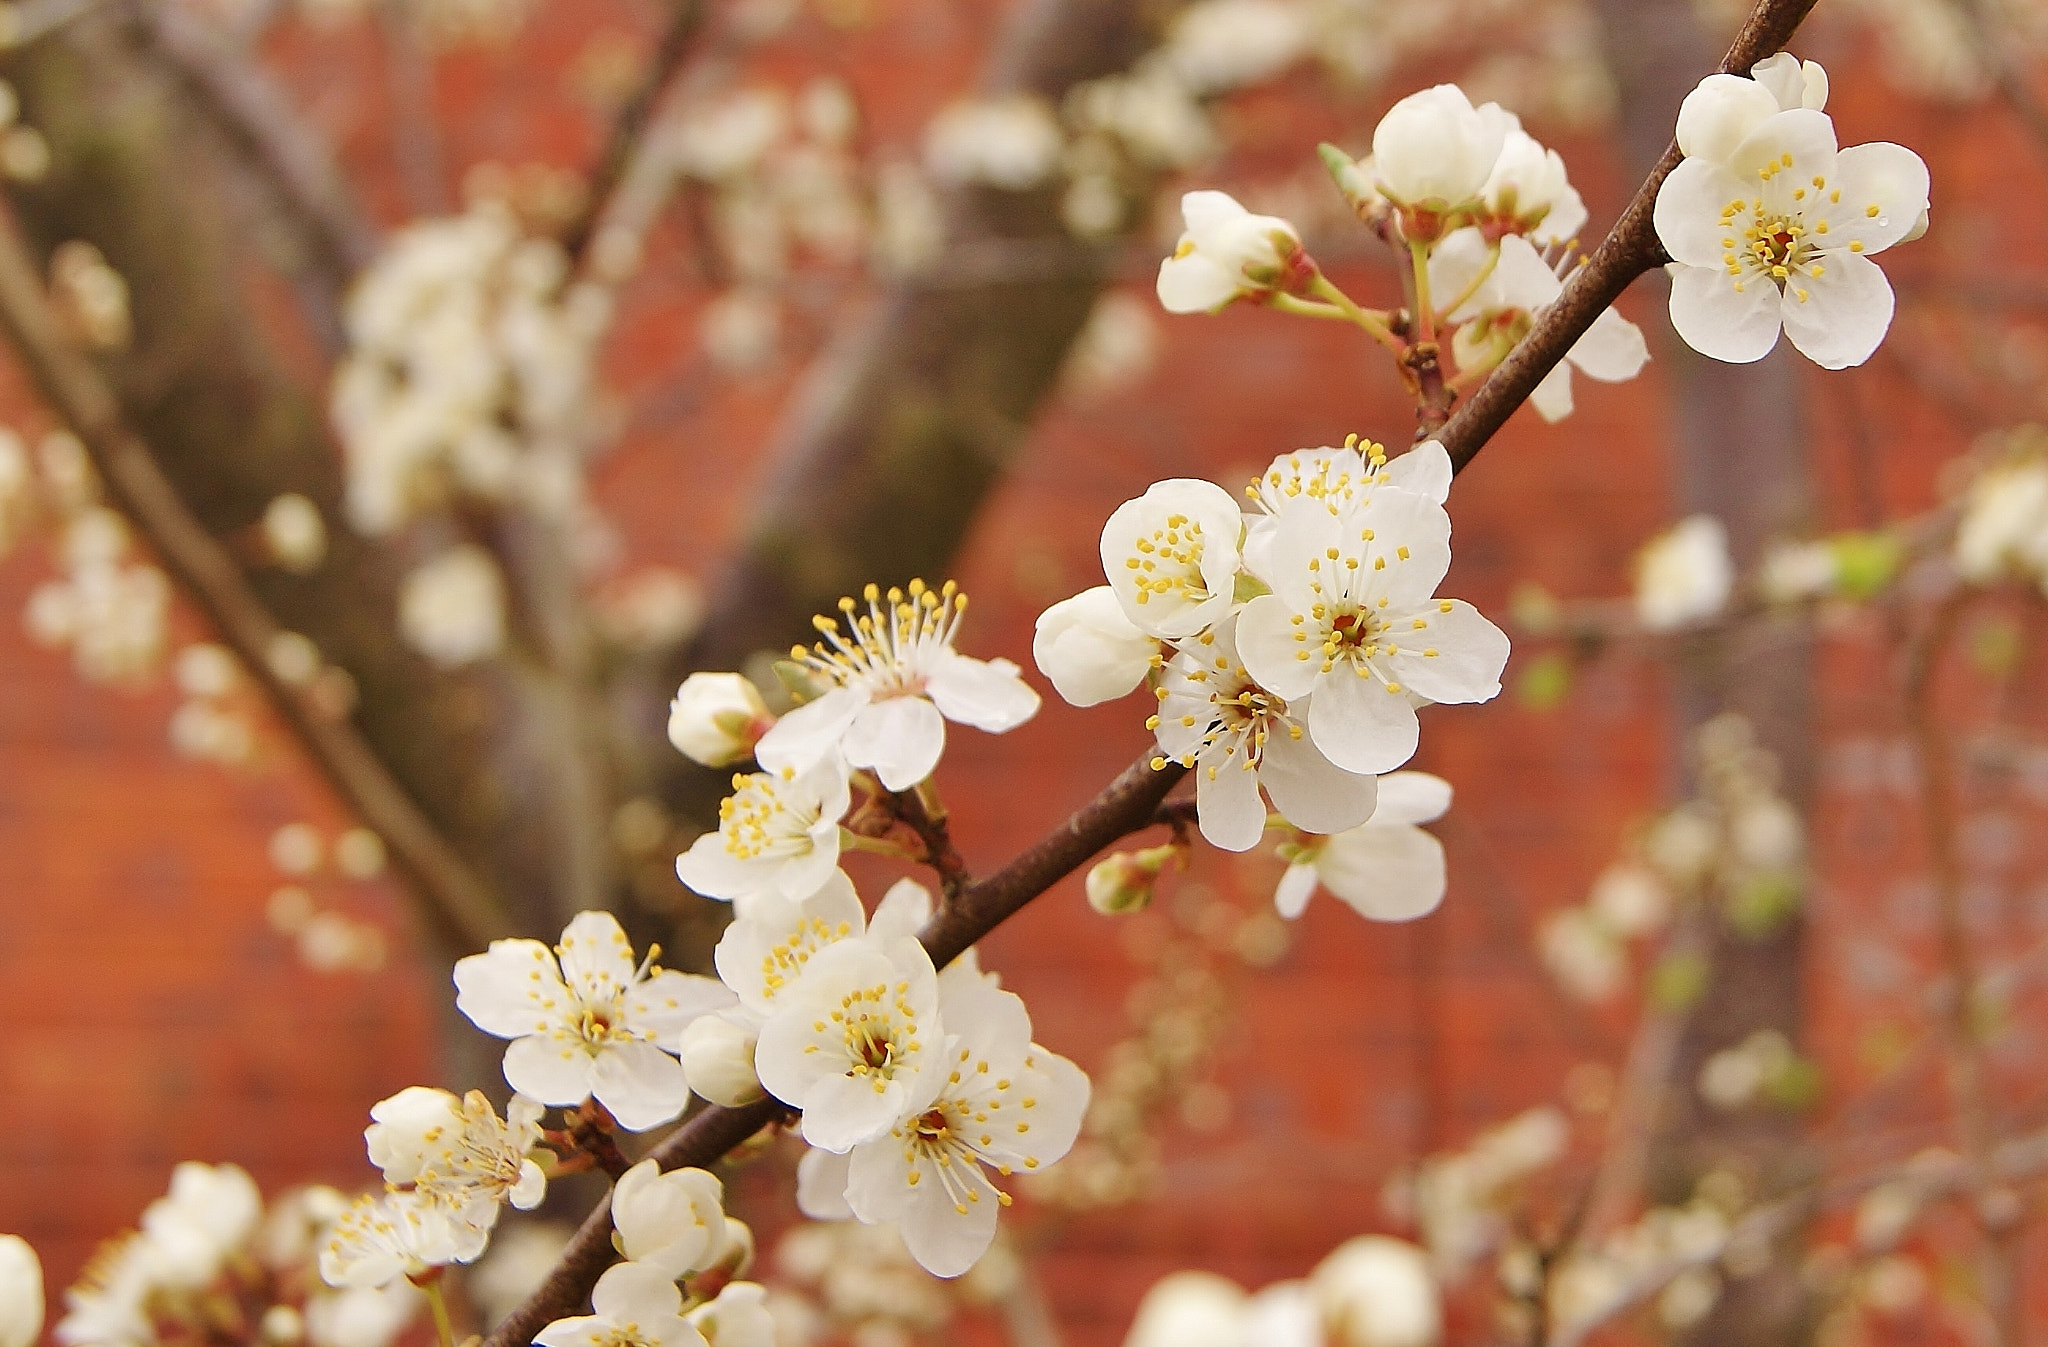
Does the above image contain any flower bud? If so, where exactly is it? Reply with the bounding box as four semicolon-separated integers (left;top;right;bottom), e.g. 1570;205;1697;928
611;1159;729;1278
1370;85;1509;225
1031;586;1157;707
684;1282;775;1347
667;673;774;768
1086;843;1179;915
0;1236;42;1347
364;1086;463;1187
677;1013;765;1107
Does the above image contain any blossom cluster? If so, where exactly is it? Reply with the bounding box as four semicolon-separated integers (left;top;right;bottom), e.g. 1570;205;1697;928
55;1165;419;1347
1036;436;1504;925
1124;1236;1442;1347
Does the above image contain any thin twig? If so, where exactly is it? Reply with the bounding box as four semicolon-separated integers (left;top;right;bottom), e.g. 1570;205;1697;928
481;754;1188;1347
0;203;512;951
1435;0;1822;473
886;785;973;903
558;0;710;269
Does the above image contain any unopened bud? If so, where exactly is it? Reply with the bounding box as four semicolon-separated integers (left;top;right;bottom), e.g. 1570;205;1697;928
1086;843;1179;915
667;673;774;768
677;1013;764;1106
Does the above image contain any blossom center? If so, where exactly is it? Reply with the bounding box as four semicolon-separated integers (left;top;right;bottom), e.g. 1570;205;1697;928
1123;513;1211;608
794;578;964;697
716;768;818;860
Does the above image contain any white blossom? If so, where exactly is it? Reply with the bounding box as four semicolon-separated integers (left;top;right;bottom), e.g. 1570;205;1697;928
1155;191;1308;315
923;96;1064;190
755;579;1038;791
319;1192;486;1289
797;969;1089;1278
1476;119;1587;244
0;1237;41;1347
1675;56;1828;169
1154;613;1379;851
1313;1236;1442;1347
673;759;853;905
1655;93;1929;369
138;1162;264;1291
677;1013;766;1107
364;1087;547;1223
753;933;943;1153
1634;514;1734;631
1235;489;1509;776
669;673;775;769
684;1282;776;1347
454;911;733;1131
1243;440;1453;577
1955;455;2048;585
1163;0;1309;95
711;868;869;1018
1100;476;1245;638
1430;231;1648;421
610;1159;730;1279
1370;85;1509;212
533;1263;708;1347
1274;771;1451;921
399;545;506;668
1033;585;1160;707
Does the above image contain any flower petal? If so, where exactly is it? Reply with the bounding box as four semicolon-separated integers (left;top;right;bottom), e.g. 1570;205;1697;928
1274;862;1319;919
1157;252;1242;314
454;940;566;1038
1373;770;1453;825
1383;599;1509;705
1652;157;1748;269
1529;363;1574;422
626;970;737;1043
501;1035;598;1108
1826;142;1930;254
1385;442;1452;504
1234;592;1318;700
1309;665;1420;776
842;695;947;790
926;653;1041;732
1780;247;1893;370
1568;307;1650;383
1194;748;1269;852
1259;728;1378;836
556;911;637;1009
1675;72;1781;163
796;1147;855;1220
754;686;866;778
1319;824;1447;922
1667;265;1783;364
590;1041;692;1131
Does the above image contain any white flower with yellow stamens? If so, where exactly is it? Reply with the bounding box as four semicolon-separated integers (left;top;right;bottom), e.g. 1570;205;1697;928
755;579;1039;792
1654;91;1928;369
364;1087;547;1227
673;758;853;905
1100;477;1245;640
1234;489;1509;777
1242;437;1451;578
319;1192;486;1289
453;911;733;1131
1152;612;1379;852
752;933;943;1154
794;967;1088;1278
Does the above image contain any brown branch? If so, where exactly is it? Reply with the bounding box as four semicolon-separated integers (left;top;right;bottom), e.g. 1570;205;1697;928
130;1;381;281
482;754;1187;1346
1437;0;1822;476
0;202;513;952
557;0;710;269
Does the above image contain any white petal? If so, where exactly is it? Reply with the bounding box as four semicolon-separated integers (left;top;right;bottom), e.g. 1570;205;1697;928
796;1147;855;1220
1258;729;1379;836
1667;265;1783;364
591;1262;685;1324
673;834;763;903
1826;142;1931;254
1179;188;1249;235
895;1171;1001;1280
1373;771;1453;825
1234;592;1318;700
869;877;934;939
1780;248;1893;370
1652;157;1748;269
926;653;1040;732
842;696;947;790
1195;749;1269;852
1568;307;1651;382
556;911;637;1008
1355;489;1453;610
795;1072;910;1153
1274;863;1319;919
1674;72;1779;163
453;940;566;1038
1157;252;1243;314
1724;108;1837;188
754;686;866;778
1309;665;1420;776
1318;825;1446;922
590;1041;692;1131
1529;363;1574;422
501;1035;597;1108
1384;442;1452;504
1384;600;1510;705
1031;586;1157;706
1427;227;1493;322
625;970;737;1043
1491;235;1564;310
